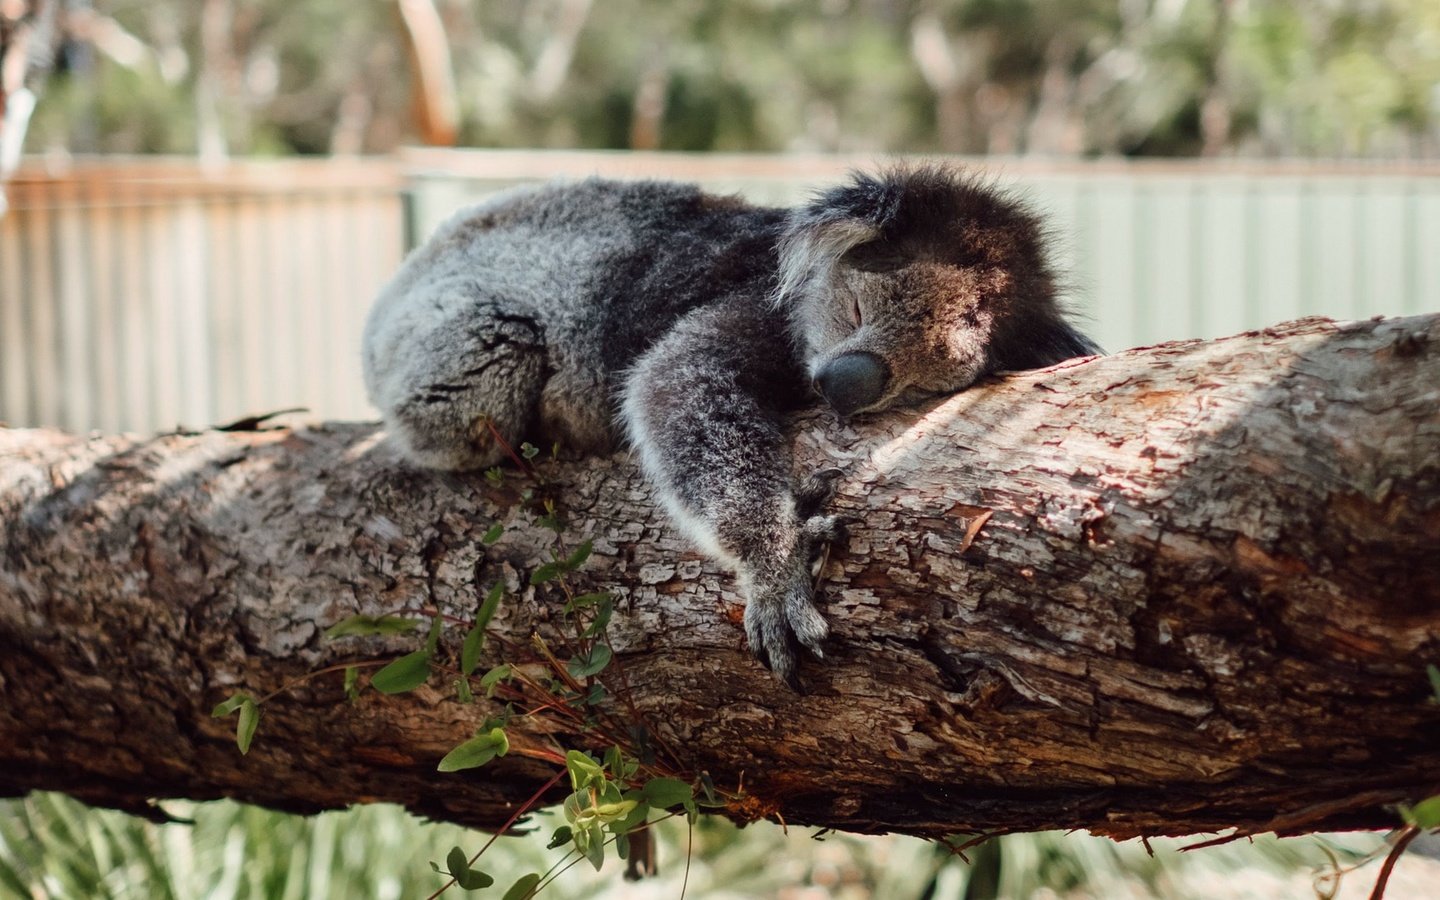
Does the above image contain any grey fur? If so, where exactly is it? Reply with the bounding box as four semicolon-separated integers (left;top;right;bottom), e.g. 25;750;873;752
362;166;1100;689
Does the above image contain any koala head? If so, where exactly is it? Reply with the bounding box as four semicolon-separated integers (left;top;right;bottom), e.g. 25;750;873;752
776;166;1099;418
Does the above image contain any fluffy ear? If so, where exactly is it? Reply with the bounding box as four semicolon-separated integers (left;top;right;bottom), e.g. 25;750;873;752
988;311;1103;373
775;170;906;303
774;215;877;305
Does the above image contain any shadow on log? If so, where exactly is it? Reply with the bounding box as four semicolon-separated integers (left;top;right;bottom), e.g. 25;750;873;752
1;314;1438;840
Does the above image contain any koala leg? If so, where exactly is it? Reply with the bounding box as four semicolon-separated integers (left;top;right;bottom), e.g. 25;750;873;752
622;306;843;689
366;300;546;471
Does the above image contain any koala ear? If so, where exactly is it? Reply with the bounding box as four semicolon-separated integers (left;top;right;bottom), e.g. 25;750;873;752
774;215;878;304
988;311;1103;373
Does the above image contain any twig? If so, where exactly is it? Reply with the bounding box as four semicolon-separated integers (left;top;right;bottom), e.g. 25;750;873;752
423;768;567;900
1367;826;1420;900
256;659;390;705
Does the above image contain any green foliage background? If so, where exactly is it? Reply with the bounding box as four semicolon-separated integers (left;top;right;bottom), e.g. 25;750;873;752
0;792;1399;899
26;0;1440;159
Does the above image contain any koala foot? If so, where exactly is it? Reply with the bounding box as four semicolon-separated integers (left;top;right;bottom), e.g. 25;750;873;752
744;510;848;690
795;467;846;519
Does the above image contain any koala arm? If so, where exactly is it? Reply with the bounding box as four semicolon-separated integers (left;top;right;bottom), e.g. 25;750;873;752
622;303;841;688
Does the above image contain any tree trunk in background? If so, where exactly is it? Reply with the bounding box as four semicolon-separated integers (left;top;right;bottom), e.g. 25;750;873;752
2;315;1438;839
1;0;53;197
394;0;457;147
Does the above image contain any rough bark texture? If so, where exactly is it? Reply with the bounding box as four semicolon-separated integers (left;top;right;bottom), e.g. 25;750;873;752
2;314;1438;841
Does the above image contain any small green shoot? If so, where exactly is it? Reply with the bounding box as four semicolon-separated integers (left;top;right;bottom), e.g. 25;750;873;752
324;614;421;639
211;692;260;755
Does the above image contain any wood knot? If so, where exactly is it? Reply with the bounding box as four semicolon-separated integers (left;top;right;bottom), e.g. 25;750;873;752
957;669;1012;715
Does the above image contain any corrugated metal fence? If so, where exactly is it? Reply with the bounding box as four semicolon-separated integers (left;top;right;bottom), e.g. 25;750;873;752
2;152;1438;434
0;159;404;433
402;150;1440;353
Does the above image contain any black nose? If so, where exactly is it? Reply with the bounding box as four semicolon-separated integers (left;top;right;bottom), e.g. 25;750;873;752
814;351;889;417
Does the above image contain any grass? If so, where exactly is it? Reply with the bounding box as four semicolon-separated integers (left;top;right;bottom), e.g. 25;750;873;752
0;792;1399;899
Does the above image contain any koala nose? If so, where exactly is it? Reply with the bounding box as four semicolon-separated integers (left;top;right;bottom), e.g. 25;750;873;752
814;351;890;417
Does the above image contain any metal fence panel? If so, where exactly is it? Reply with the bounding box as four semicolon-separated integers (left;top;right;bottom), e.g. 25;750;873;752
0;159;404;433
2;153;1437;434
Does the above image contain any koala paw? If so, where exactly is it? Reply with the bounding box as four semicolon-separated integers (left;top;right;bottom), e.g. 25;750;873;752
795;467;846;519
744;510;848;691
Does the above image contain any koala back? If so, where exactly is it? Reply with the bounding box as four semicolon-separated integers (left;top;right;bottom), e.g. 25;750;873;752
362;178;792;466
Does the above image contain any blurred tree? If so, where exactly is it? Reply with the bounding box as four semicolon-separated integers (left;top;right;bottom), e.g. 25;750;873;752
2;0;56;199
395;0;458;147
13;0;1440;158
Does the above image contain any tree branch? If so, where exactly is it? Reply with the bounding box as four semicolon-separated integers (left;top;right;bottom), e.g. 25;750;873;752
2;314;1438;839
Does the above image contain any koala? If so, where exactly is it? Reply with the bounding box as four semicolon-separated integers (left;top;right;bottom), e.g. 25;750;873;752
363;166;1099;688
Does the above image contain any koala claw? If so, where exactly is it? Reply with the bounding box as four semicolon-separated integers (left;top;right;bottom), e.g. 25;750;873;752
796;467;846;519
744;595;802;689
744;509;846;689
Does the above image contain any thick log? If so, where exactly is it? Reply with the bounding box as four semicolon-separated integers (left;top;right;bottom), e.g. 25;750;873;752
1;314;1438;840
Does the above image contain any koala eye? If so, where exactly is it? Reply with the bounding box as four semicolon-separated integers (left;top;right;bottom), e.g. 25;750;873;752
850;295;863;328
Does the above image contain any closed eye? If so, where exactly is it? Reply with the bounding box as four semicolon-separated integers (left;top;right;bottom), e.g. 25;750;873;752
850;296;863;328
842;240;908;273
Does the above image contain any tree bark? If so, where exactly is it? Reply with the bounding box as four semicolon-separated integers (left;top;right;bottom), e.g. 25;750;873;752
2;314;1438;841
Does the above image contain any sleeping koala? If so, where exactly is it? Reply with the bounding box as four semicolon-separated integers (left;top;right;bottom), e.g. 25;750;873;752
363;166;1099;688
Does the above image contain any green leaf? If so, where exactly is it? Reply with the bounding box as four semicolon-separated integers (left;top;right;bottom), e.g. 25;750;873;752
424;616;443;654
564;539;593;572
480;664;512;696
1428;664;1440;703
596;780;623;806
615;831;630;860
566;751;604;791
438;728;508;773
503;873;542;900
481;523;505;545
613;799;650;834
583;825;606;871
211;692;252;718
343;666;361;701
584;683;607;707
455;677;474;704
603;746;624;778
581;596;614;639
446;847;469;879
591;799;637;821
484;467;503;487
460;625;484;677
520;442;540;460
546;826;573;850
323;614;421;639
566;591;610;612
476;582;505;632
445;847;494;891
529;562;562;585
236;699;259;755
562;790;586;825
567;644;612;680
642;777;693;810
370;650;432;694
1401;796;1440;829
